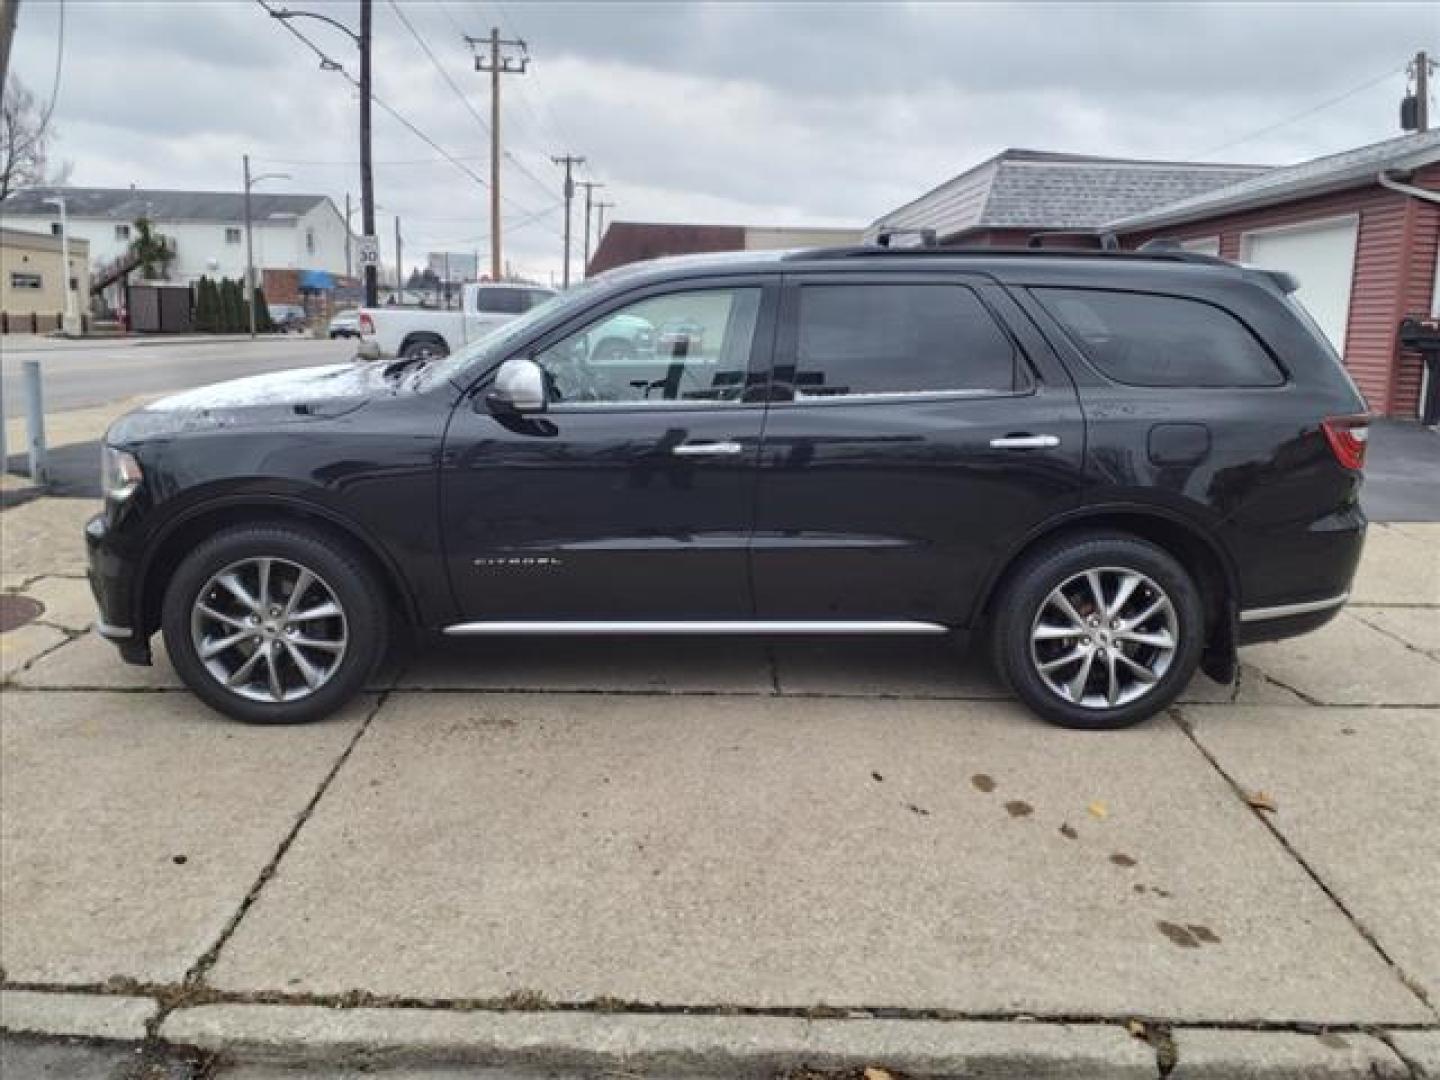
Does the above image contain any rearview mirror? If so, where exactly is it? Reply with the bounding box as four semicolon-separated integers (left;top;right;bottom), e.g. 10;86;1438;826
487;357;547;414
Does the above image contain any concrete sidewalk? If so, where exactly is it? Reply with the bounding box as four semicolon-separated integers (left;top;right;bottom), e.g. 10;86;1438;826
1;502;1437;1078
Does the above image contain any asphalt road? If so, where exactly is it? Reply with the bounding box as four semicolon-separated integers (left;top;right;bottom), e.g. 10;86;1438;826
1;336;357;418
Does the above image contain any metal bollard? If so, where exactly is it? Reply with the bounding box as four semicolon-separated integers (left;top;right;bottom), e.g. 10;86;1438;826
23;359;47;486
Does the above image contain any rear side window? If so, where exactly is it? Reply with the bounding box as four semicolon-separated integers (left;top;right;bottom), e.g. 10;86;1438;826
793;283;1019;398
474;288;529;314
1034;288;1283;387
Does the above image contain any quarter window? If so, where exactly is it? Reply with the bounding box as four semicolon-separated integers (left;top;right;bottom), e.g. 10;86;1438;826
533;287;761;406
792;283;1019;399
1034;287;1283;387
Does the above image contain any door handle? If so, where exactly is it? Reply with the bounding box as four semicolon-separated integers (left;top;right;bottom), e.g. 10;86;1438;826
672;440;744;457
989;434;1061;449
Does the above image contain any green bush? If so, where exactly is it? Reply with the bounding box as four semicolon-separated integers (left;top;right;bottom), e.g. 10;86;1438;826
252;286;275;332
192;276;216;333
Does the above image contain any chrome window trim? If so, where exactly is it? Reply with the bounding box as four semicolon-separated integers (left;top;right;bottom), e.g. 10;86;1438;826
1238;593;1348;623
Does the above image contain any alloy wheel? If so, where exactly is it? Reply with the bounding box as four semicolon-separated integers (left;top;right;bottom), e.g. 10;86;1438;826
1028;567;1179;709
190;557;348;703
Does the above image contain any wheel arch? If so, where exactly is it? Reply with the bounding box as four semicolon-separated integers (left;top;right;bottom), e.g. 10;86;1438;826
976;505;1238;640
135;495;421;641
397;330;450;357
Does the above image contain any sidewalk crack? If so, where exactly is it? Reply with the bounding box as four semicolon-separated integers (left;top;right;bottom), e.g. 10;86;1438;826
162;689;392;1016
1169;707;1436;1020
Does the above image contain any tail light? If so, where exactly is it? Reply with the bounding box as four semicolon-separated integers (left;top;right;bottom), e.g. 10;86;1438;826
1321;414;1370;472
359;312;375;335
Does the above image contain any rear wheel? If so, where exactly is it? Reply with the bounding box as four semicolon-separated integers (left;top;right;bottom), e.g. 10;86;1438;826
400;335;449;363
162;524;388;724
991;532;1203;729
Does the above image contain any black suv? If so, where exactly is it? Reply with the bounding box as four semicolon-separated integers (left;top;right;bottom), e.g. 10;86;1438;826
87;246;1369;729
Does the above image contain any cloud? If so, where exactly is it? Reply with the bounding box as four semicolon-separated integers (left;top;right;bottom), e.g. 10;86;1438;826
7;0;1436;282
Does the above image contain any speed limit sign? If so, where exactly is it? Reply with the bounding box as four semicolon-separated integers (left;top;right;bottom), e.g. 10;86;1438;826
356;235;380;267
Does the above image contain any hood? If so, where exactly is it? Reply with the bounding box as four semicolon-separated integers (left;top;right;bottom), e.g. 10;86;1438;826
108;361;396;442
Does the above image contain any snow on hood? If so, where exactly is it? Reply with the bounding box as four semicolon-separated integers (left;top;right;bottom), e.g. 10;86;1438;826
147;362;382;411
108;362;391;443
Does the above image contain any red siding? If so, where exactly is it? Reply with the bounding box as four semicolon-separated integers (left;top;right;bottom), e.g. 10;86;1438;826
1120;180;1439;417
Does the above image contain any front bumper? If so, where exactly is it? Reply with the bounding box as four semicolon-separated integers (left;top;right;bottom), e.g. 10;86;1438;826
85;512;151;664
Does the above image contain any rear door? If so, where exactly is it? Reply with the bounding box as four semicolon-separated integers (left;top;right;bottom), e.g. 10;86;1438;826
751;272;1087;625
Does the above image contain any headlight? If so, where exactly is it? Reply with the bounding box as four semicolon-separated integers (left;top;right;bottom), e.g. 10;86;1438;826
102;445;143;502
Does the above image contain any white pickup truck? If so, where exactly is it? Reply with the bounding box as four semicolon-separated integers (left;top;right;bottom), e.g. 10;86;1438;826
357;282;556;361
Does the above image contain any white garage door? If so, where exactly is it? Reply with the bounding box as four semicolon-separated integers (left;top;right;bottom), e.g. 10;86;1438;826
1240;216;1358;354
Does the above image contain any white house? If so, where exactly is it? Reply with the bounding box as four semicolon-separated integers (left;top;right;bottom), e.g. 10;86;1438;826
0;186;352;296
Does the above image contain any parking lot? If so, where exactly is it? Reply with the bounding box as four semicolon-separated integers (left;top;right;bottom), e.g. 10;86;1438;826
2;483;1437;1077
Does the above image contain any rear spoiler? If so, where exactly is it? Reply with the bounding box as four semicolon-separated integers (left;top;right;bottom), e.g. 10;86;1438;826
1142;238;1300;294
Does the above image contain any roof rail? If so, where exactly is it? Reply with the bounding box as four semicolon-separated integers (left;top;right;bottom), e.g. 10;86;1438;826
783;244;1237;267
874;227;939;248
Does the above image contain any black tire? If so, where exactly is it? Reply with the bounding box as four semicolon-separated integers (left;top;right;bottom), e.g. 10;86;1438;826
990;531;1204;730
162;523;389;724
400;335;449;362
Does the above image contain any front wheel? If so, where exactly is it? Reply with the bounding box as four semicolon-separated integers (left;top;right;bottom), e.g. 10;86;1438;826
162;524;389;724
991;532;1204;729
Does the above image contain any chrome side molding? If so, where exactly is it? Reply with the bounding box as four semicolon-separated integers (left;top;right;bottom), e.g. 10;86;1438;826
1238;592;1348;623
443;619;949;636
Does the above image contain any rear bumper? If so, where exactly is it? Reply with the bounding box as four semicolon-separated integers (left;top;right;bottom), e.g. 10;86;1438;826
85;512;151;665
1236;591;1348;645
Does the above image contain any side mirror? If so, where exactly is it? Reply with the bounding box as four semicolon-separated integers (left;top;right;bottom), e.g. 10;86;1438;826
487;356;547;414
354;339;382;362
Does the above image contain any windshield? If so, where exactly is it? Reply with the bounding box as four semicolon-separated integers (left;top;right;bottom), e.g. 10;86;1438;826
418;280;606;389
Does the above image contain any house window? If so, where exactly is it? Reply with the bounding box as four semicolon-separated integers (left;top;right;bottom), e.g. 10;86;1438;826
114;224;131;241
305;227;316;255
225;227;242;244
10;272;43;289
50;222;62;236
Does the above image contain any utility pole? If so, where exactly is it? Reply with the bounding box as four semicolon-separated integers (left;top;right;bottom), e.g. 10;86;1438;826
577;181;604;277
0;0;20;94
269;7;373;301
241;156;289;338
1418;50;1431;132
551;154;585;287
468;28;529;283
394;216;402;300
344;192;352;278
359;0;377;307
591;199;615;276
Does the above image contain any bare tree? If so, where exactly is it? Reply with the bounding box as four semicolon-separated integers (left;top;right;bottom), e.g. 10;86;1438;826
0;74;68;202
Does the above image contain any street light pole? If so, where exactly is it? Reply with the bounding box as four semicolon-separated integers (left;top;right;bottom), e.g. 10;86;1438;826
270;3;375;305
358;0;377;307
243;155;291;339
42;196;78;336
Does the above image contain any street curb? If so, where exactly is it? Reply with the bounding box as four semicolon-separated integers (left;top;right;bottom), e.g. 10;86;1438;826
160;1005;1156;1077
0;990;157;1041
1168;1028;1409;1078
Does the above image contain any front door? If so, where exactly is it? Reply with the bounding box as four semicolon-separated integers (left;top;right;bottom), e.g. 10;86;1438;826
751;274;1086;626
440;279;776;623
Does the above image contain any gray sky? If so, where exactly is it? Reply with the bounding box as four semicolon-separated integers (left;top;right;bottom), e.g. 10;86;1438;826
7;1;1439;283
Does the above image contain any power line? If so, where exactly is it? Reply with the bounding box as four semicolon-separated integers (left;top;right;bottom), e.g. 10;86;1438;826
385;0;489;136
255;0;562;233
1191;65;1406;159
36;0;65;133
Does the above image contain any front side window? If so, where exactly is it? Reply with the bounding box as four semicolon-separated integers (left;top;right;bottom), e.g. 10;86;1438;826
792;283;1019;399
533;287;761;406
1034;287;1283;387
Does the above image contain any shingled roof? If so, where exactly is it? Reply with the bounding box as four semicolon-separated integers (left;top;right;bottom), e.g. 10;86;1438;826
1;186;333;222
870;150;1268;240
1107;129;1440;231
